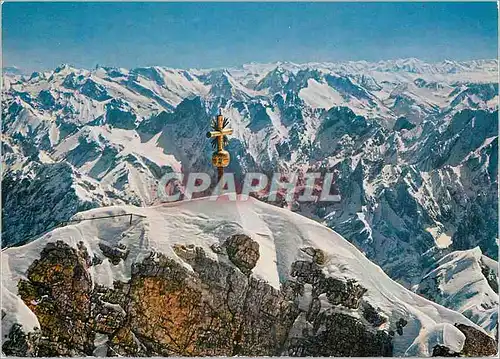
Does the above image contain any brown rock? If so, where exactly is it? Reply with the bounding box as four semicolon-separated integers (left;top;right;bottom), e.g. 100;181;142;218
16;241;94;356
7;241;396;357
301;246;327;265
224;234;260;275
455;323;497;356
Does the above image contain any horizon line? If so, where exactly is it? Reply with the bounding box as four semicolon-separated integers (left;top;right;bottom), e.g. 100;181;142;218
4;57;499;75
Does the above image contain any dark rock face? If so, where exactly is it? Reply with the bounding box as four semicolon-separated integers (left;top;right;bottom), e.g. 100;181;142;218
361;301;388;327
288;312;393;357
104;99;137;130
432;345;459;357
285;257;391;356
394;117;416;131
301;247;327;265
396;318;408;336
1;162;99;248
80;79;111;102
98;242;129;265
480;259;499;293
37;90;58;110
2;324;40;356
290;260;367;309
4;238;492;357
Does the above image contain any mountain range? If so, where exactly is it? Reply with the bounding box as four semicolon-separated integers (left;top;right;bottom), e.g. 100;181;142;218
1;58;498;356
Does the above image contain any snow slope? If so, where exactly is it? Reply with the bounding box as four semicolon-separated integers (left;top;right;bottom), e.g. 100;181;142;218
1;196;491;356
417;248;499;336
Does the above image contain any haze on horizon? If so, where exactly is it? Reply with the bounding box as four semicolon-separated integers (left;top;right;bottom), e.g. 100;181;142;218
3;2;498;72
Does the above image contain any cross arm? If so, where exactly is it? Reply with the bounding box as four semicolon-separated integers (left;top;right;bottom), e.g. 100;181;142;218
206;128;233;138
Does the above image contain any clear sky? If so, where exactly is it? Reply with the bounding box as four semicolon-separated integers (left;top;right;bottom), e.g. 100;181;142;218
3;2;498;71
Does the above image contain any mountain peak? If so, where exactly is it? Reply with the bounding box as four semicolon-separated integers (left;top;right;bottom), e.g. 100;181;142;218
2;196;495;356
54;63;75;73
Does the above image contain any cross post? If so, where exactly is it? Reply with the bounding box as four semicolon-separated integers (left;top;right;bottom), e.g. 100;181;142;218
206;111;233;182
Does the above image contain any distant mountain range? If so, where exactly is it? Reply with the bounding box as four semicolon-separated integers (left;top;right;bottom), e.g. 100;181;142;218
2;59;498;348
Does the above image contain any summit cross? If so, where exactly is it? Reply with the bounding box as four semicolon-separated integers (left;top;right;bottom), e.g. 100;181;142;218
206;110;233;182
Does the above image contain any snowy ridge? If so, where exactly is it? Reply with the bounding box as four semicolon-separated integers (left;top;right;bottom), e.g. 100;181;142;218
417;248;499;336
1;196;492;356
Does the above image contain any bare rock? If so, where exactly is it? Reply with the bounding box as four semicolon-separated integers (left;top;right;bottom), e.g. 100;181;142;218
362;301;387;327
224;234;260;275
301;246;327;265
2;324;40;356
287;312;393;356
172;243;197;261
455;323;497;356
396;318;408;335
209;242;224;254
8;241;395;357
291;260;367;308
92;254;103;266
15;241;94;356
432;344;459;357
99;242;129;265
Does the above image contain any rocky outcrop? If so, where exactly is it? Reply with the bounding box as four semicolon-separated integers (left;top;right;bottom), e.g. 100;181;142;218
15;241;94;356
287;312;393;357
432;344;459;357
2;324;40;357
4;239;497;357
98;242;129;265
361;301;388;327
3;238;399;357
290;260;367;309
430;324;498;357
223;234;260;275
480;258;499;293
455;324;497;356
127;248;297;356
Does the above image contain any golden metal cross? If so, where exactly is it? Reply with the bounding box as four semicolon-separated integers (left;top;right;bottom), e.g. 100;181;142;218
206;111;233;182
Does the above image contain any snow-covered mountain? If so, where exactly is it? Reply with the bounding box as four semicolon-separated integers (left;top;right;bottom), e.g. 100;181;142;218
1;197;497;356
2;59;498;343
417;247;498;337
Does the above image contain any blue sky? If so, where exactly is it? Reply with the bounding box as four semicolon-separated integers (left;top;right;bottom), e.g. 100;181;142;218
3;2;498;71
